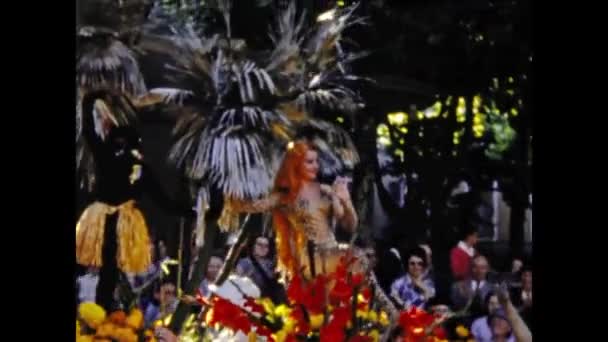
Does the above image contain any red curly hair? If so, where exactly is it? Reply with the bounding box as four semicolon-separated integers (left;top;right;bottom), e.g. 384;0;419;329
272;141;316;277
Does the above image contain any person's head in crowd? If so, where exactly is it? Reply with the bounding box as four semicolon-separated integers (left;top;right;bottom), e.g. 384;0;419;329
158;239;168;260
471;255;490;282
206;253;224;282
461;226;479;248
521;267;532;292
484;291;500;316
159;281;177;306
405;247;428;280
511;257;523;274
490;309;513;341
252;236;270;259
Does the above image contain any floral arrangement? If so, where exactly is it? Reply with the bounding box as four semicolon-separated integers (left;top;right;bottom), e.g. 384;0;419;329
76;302;157;342
196;256;450;342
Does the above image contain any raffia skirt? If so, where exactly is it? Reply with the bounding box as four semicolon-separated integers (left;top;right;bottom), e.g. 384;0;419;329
76;200;151;273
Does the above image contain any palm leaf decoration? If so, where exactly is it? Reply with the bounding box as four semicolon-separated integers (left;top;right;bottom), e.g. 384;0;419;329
140;1;368;201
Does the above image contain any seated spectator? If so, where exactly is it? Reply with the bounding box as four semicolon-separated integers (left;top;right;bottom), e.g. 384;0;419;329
487;308;517;342
450;255;494;319
144;281;178;327
510;266;532;329
470;292;513;342
390;247;436;310
236;236;275;294
450;227;478;281
199;254;224;298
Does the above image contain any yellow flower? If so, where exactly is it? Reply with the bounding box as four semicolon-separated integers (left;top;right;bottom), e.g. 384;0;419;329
378;311;390;326
272;330;288;342
368;329;380;342
76;335;93;342
309;314;324;329
368;311;378;323
144;330;158;342
455;325;470;338
126;308;144;330
114;327;138;342
258;297;275;314
274;304;292;317
96;323;117;338
78;302;107;329
356;309;368;320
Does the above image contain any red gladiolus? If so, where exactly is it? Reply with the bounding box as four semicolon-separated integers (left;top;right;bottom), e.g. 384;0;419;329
399;307;435;340
287;273;327;314
253;325;274;340
329;278;353;305
348;334;374;342
319;323;346;342
433;326;447;340
243;296;265;315
290;306;311;334
206;296;252;334
319;305;351;341
287;273;305;304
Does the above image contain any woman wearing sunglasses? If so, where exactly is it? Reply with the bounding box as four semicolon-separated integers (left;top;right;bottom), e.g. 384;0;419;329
390;247;436;310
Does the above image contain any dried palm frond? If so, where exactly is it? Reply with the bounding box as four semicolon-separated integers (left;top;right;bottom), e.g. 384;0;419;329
143;1;368;199
77;31;147;98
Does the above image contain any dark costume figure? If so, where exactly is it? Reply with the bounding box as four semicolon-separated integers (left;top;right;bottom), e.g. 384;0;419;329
76;90;191;310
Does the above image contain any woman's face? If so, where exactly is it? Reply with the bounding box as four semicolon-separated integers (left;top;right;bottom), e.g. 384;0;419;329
299;150;319;181
206;256;223;281
253;237;270;258
407;255;425;279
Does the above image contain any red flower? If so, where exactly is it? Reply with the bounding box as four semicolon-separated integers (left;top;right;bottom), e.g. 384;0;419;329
329;278;353;305
319;305;351;341
432;326;447;340
290;306;311;334
399;307;435;328
243;296;265;315
286;273;305;304
319;323;346;342
287;273;327;314
253;324;274;340
398;307;435;339
360;286;372;301
206;296;252;334
351;273;364;287
348;334;373;342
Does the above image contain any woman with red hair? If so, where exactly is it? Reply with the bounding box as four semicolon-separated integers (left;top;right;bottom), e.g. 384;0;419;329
226;140;358;280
